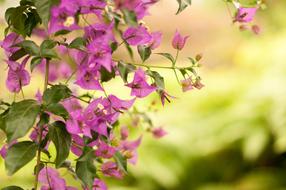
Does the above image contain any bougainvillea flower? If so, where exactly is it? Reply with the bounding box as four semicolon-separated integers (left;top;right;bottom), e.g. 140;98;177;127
71;135;85;156
49;0;80;34
180;77;193;92
86;40;113;72
107;95;135;111
123;26;152;46
193;79;205;90
0;140;17;159
172;30;189;50
158;90;175;106
92;178;108;190
120;126;129;140
149;31;162;49
39;167;67;190
84;22;115;44
101;161;124;179
235;7;257;23
95;140;117;158
126;68;156;98
79;0;106;15
119;136;142;164
6;58;30;93
75;68;103;90
0;32;23;56
151;127;167;139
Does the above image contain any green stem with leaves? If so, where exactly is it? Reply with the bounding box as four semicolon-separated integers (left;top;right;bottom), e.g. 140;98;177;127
34;59;50;190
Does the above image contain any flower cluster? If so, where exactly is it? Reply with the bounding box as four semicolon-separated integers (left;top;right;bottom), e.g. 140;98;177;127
0;0;203;190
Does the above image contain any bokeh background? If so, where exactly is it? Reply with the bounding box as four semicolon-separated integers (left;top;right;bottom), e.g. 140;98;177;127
1;0;286;190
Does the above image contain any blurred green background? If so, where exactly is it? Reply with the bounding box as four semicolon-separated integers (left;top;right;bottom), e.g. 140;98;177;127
1;0;286;190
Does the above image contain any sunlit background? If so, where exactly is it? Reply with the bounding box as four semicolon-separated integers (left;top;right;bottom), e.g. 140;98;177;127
1;0;286;189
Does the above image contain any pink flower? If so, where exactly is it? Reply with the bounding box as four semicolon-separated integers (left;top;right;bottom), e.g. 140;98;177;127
149;31;162;49
39;167;76;190
123;26;152;46
0;32;23;56
172;30;189;50
101;161;123;179
92;179;107;190
120;126;129;140
95;140;116;159
180;77;193;92
151;127;167;139
126;69;156;98
119;136;142;165
6;58;30;93
235;7;257;23
193;79;204;90
0;140;17;158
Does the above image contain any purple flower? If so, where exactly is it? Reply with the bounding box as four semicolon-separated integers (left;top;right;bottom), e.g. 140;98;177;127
151;127;167;139
79;0;106;16
193;79;204;90
180;77;193;92
123;26;152;46
119;136;142;165
92;179;107;190
49;0;80;34
39;167;70;190
0;32;23;56
235;7;257;23
172;30;189;51
120;126;129;140
0;140;17;159
149;31;162;49
6;58;31;93
95;140;116;158
101;161;123;179
159;90;175;106
75;67;103;91
126;68;156;98
84;22;115;44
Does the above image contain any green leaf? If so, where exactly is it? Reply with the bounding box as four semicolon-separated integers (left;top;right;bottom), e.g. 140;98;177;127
114;151;127;174
46;103;69;120
69;37;86;50
122;9;138;26
176;0;189;15
5;100;40;142
156;53;175;64
147;70;165;90
40;39;57;50
0;108;9;133
43;85;72;105
15;40;40;56
54;29;71;36
137;45;152;62
76;147;97;189
2;186;24;190
100;67;116;83
30;56;42;72
9;48;27;61
5;141;37;175
117;61;136;83
34;0;60;27
49;121;71;168
41;49;59;59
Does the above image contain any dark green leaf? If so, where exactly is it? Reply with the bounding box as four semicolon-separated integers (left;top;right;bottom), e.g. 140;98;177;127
9;48;27;61
5;141;37;175
46;103;69;120
76;147;97;189
40;39;57;50
114;151;127;174
43;85;72;105
41;49;59;59
2;186;24;190
30;56;42;72
54;29;71;36
5;100;40;142
122;9;138;26
49;121;71;168
117;61;136;83
137;45;152;62
16;40;40;56
147;70;165;90
156;53;175;64
69;37;86;50
34;0;60;27
0;108;9;133
100;67;116;83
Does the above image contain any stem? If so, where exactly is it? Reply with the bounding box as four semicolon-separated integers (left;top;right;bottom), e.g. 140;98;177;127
173;50;181;84
34;59;50;190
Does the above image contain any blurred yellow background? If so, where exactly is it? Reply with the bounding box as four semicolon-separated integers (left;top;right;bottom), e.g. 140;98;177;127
1;0;286;190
